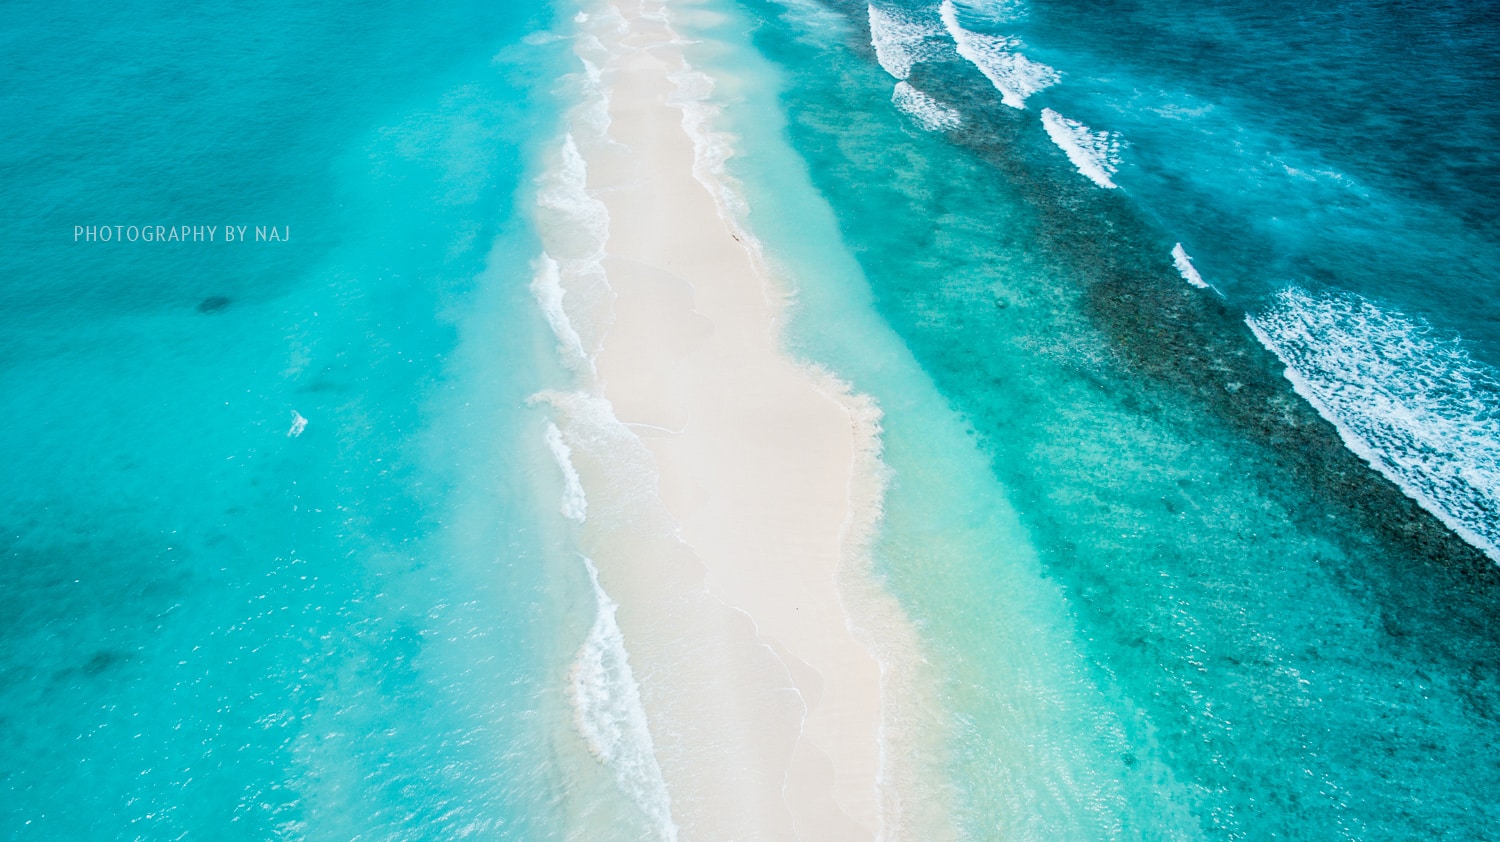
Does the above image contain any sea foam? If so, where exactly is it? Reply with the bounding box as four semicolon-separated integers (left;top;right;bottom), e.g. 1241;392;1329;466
1248;287;1500;562
533;387;678;836
544;421;589;522
666;63;772;279
868;4;943;81
535;133;614;357
1040;108;1123;188
530;253;595;375
892;82;962;131
573;32;613;135
536;134;610;271
939;0;1057;109
571;555;679;840
1171;243;1209;289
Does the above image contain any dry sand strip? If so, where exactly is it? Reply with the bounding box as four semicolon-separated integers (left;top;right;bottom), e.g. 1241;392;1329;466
541;2;908;838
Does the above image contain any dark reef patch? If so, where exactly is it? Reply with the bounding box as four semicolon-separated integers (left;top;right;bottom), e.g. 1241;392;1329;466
733;0;1500;833
80;650;125;676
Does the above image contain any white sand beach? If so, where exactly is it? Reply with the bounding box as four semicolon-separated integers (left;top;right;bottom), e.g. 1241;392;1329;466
530;1;921;838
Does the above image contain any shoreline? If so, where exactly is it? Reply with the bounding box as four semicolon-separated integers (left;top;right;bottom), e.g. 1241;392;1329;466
531;1;923;837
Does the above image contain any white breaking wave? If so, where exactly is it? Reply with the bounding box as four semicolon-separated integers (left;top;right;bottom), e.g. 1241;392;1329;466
537;134;610;263
939;0;1057;109
544;421;589;523
534;133;614;358
1248;287;1500;562
534;392;676;837
1040;108;1123;189
892;81;962;131
868;4;943;80
1171;243;1209;289
530;253;595;375
665;68;737;216
571;555;678;840
580;55;603;86
286;410;307;438
666;65;770;276
573;32;613;136
529;390;662;530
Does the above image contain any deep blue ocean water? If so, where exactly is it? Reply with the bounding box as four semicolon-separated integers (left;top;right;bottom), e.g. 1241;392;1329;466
1021;0;1500;337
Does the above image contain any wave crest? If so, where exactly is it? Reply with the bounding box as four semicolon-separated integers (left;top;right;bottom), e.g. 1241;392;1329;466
571;555;679;840
544;421;589;522
892;81;962;131
1248;287;1500;562
1040;108;1123;189
939;0;1057;109
1171;243;1209;289
868;4;943;81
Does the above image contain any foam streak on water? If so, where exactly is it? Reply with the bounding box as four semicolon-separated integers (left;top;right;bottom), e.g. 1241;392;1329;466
531;40;683;799
1171;243;1209;289
1248;287;1500;562
537;134;609;263
570;554;679;841
536;14;679;826
530;253;595;375
892;81;962;131
544;421;589;523
939;0;1057;109
868;4;943;81
534;133;614;359
1040;108;1123;189
666;58;774;279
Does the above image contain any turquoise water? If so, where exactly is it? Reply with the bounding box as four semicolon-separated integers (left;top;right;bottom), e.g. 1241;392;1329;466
6;0;1500;837
0;2;604;837
713;0;1500;836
